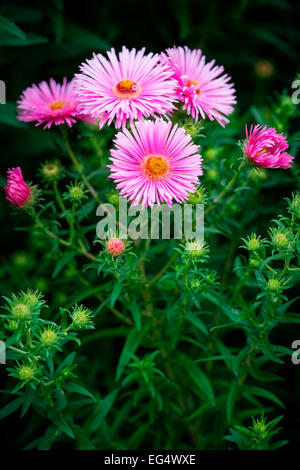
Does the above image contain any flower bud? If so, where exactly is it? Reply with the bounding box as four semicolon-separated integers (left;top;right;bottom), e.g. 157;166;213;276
289;193;300;219
4;167;32;208
271;230;289;250
16;364;36;382
183;118;204;139
243;234;262;252
11;303;31;321
70;305;94;329
206;148;219;161
64;182;87;206
189;278;203;291
107;237;125;256
206;168;218;181
40;160;63;183
188;185;207;205
251;416;268;441
185;240;209;261
106;189;120;207
267;277;282;292
40;327;59;348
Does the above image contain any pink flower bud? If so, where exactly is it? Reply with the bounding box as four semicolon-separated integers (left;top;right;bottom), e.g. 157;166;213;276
107;238;125;256
243;124;294;169
4;167;31;208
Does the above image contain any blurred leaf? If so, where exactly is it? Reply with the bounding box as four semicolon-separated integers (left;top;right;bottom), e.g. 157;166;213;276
0;15;26;40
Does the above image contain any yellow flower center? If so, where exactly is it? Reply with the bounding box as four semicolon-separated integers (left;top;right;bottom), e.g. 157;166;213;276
114;80;140;99
50;100;66;110
187;80;201;95
142;155;169;180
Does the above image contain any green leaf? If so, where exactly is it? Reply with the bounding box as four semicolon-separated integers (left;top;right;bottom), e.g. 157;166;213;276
244;386;285;408
64;382;96;402
0;15;26;39
186;313;208;335
89;389;118;432
64;24;110;50
227;381;240;423
177;353;215;406
52;413;75;439
52;251;76;279
0;103;26;128
130;297;141;331
0;396;23;419
38;426;57;451
0;32;47;46
21;388;35;417
116;328;143;381
110;280;123;308
54;352;76;377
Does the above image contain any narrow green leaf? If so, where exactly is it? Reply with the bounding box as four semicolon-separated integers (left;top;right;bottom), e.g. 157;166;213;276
186;313;208;335
0;15;26;39
64;382;96;402
130;298;141;331
0;396;23;419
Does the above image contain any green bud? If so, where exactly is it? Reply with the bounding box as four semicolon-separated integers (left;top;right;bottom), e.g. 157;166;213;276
271;231;289;250
267;277;282;292
190;278;203;290
183;118;204;138
188;185;207;205
16;364;36;382
71;305;94;329
40;327;59;348
64;182;87;206
40;160;63;183
11;303;31;321
243;234;262;252
12;252;30;268
106;189;120;207
289;193;300;219
206;148;218;161
185;240;209;261
206;168;218;181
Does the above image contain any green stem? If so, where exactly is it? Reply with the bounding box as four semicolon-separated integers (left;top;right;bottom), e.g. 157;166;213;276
29;209;97;262
60;126;101;203
151;252;178;284
206;161;245;215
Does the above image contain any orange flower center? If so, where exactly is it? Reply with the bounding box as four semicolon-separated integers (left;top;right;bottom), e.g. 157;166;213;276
187;79;201;95
50;100;66;110
142;155;169;180
114;80;140;99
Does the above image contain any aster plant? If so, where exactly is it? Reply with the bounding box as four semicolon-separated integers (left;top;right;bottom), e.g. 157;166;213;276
1;38;299;453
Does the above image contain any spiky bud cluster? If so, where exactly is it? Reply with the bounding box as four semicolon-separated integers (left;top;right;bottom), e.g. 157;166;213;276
70;305;94;330
188;185;207;205
40;160;63;184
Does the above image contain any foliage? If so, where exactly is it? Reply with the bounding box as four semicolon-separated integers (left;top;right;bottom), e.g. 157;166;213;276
0;0;300;451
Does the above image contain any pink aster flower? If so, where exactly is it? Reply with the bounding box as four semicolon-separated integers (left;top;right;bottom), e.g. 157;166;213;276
17;78;83;129
108;119;202;208
161;46;236;127
74;46;178;129
4;167;31;208
243;124;294;169
107;238;125;256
